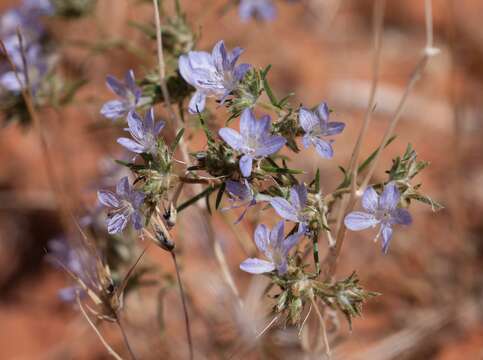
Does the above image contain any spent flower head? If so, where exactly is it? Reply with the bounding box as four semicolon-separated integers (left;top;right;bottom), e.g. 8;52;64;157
179;40;251;113
299;102;345;159
117;107;165;155
344;182;412;253
100;69;144;120
218;108;286;177
240;220;304;275
98;176;145;234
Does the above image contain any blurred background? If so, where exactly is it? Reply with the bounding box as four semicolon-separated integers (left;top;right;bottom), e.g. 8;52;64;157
0;0;482;359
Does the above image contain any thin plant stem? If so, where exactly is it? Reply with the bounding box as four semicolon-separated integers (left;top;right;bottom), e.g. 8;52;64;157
171;251;194;360
0;32;72;232
76;295;124;360
325;0;438;279
310;297;330;358
152;0;190;166
115;316;138;360
324;0;386;278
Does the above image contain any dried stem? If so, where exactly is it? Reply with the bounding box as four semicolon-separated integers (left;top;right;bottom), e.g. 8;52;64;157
311;297;331;358
171;251;194;360
325;0;438;278
76;295;124;360
152;0;190;166
115;316;138;360
0;32;72;231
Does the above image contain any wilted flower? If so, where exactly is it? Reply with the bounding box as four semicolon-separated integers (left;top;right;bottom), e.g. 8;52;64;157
240;221;304;275
219;108;286;177
179;40;251;113
239;0;276;22
270;184;308;227
117;108;165;155
223;179;257;223
98;177;145;234
344;182;412;253
100;69;144;120
299;102;345;159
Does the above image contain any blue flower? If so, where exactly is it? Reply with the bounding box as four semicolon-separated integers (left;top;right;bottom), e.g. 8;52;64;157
98;177;145;234
47;237;94;302
239;0;276;22
117;108;165;155
270;184;308;227
179;40;251;113
222;179;257;223
22;0;55;16
344;182;412;253
240;221;304;275
219;108;286;177
100;69;144;120
299;102;345;159
0;40;49;93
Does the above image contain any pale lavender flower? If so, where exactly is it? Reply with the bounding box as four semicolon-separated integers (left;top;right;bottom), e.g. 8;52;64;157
344;182;412;253
223;179;257;223
23;0;54;15
0;40;48;93
240;221;304;275
239;0;276;22
179;40;251;113
100;70;143;120
98;177;145;234
117;108;165;155
47;238;92;302
299;102;345;159
219;108;286;177
270;184;308;227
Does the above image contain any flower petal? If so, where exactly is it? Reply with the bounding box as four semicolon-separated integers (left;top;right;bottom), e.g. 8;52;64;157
392;208;412;226
107;213;129;234
127;111;145;141
219;127;244;151
97;190;120;208
298;107;319;133
144;107;155;132
254;135;286;157
100;100;128;119
239;154;253;177
254;224;270;254
225;180;250;200
314;138;334;159
326;121;345;136
234;63;251;82
117;137;144;154
240;258;275;274
178;54;195;85
188;90;207;114
116;177;131;197
211;40;228;73
381;224;393;254
344;211;380;231
362;186;379;213
269;220;285;249
105;75;127;98
240;108;257;139
316;102;330;125
282;230;303;256
290;184;307;211
270;197;298;222
131;211;143;230
380;182;400;211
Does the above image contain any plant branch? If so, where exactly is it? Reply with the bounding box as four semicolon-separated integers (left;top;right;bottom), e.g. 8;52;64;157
171;251;194;360
76;295;124;360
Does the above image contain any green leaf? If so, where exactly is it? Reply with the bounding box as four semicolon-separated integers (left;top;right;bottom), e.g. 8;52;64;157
170;128;185;154
176;184;221;213
261;65;280;109
215;182;226;210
